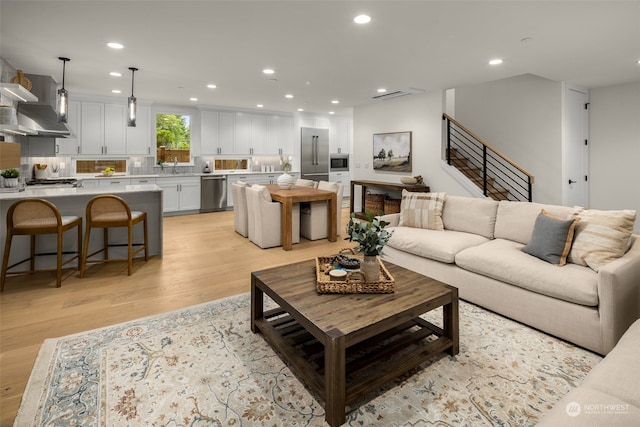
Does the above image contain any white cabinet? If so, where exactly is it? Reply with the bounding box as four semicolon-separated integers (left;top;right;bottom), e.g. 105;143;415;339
201;111;235;155
98;178;131;188
130;177;156;185
80;102;126;155
56;100;80;155
234;112;252;155
80;102;104;155
330;116;351;154
250;115;266;154
104;104;126;155
79;179;100;189
126;105;152;155
266;115;294;155
299;115;330;129
218;112;235;154
157;176;200;213
329;171;350;198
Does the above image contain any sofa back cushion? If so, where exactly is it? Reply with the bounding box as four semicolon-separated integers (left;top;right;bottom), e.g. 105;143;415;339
494;201;576;244
398;190;445;230
442;195;499;239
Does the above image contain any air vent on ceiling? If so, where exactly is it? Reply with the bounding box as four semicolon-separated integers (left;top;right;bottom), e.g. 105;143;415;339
371;87;425;101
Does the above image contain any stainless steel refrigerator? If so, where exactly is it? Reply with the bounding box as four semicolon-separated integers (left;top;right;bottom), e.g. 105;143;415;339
300;127;329;182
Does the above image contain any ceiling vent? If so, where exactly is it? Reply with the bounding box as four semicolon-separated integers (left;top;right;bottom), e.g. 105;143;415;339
371;87;425;101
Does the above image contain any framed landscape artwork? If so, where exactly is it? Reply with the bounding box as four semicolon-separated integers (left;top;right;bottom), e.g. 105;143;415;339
373;131;412;172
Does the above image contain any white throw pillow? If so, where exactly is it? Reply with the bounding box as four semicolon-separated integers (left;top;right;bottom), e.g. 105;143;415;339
398;190;445;230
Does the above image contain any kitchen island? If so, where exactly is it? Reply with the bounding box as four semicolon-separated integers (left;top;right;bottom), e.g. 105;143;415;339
0;184;163;273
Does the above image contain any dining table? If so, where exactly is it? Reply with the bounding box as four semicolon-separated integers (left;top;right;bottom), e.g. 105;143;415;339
264;184;337;251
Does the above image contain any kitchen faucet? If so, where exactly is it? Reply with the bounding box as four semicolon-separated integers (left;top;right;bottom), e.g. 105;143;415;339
172;157;178;174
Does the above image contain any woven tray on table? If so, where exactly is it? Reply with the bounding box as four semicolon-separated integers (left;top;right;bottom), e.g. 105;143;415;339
315;249;395;294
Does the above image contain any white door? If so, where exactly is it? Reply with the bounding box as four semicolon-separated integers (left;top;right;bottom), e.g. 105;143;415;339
564;85;589;207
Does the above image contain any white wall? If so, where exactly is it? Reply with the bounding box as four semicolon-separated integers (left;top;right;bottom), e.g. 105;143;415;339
589;81;640;232
453;74;563;204
352;90;470;197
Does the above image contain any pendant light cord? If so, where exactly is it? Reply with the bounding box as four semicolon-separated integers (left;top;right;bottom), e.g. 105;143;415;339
129;67;138;97
58;57;70;90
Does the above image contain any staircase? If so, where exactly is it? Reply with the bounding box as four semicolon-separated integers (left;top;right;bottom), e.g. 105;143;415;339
443;114;534;202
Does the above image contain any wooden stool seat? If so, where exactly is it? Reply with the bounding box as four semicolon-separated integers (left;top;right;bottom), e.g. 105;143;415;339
80;195;148;277
1;198;82;291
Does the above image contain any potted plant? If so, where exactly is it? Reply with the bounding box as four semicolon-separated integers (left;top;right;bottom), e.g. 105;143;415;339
345;213;392;281
1;168;20;188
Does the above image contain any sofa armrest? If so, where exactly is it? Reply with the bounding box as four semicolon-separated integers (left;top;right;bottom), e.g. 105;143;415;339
376;213;400;227
598;235;640;353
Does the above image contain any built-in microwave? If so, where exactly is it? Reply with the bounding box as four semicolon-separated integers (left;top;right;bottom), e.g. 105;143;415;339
330;153;349;171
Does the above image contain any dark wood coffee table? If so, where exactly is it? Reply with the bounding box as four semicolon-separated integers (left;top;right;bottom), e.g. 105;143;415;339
251;259;459;427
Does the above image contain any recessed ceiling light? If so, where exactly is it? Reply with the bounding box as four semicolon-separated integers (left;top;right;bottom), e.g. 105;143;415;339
285;94;294;99
354;14;371;24
489;59;503;65
297;108;304;112
637;59;640;65
257;104;264;108
331;100;339;104
263;68;275;75
329;111;335;115
206;84;217;89
109;72;122;77
111;89;121;94
190;97;198;102
377;88;387;93
107;42;124;49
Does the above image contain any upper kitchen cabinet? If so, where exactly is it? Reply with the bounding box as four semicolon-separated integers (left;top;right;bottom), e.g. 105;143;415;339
56;100;80;155
250;114;266;154
298;115;330;130
329;116;352;154
234;112;253;155
80;102;126;155
201;110;233;155
126;105;152;155
266;115;294;155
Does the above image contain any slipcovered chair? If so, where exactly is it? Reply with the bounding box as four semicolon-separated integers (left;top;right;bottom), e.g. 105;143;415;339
1;198;82;291
295;178;317;188
231;181;250;237
246;184;300;249
300;181;343;241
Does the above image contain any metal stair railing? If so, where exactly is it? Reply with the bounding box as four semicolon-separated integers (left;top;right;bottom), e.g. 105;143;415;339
443;113;534;202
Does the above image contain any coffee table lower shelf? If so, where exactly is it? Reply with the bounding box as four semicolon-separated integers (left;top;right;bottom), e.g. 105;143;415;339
253;306;455;417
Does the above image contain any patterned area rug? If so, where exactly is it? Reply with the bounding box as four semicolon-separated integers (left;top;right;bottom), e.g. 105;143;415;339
15;293;601;426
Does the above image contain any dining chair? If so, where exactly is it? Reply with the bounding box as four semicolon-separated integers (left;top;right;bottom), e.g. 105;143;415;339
231;181;250;237
1;198;82;291
300;181;343;240
295;178;317;188
80;195;148;277
246;184;300;248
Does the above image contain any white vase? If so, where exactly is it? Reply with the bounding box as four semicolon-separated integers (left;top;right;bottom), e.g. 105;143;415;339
3;178;18;188
360;255;380;282
277;172;294;189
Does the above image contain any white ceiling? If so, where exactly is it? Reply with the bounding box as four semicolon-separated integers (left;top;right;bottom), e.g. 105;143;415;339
2;1;639;116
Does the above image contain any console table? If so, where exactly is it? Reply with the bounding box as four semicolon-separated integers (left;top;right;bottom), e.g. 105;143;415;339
350;179;431;219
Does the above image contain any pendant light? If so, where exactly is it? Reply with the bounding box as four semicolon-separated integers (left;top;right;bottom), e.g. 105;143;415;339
128;67;138;127
57;57;70;123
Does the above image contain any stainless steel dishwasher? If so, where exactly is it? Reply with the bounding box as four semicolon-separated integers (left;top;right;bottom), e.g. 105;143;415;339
200;175;227;212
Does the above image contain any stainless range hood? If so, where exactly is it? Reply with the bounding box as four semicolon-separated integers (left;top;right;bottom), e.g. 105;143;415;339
16;74;70;137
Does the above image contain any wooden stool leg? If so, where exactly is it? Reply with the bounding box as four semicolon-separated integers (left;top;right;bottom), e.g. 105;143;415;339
103;228;109;260
30;235;36;272
76;220;83;271
143;215;149;261
127;222;133;275
80;225;91;278
1;232;13;292
56;230;63;287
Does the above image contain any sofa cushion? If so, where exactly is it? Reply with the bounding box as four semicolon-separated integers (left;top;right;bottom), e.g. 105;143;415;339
455;239;598;306
442;195;499;239
494;201;577;244
398;190;445;230
568;208;637;272
522;209;579;266
386;226;490;264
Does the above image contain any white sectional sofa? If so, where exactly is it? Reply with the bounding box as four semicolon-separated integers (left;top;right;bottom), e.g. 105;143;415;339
379;193;640;355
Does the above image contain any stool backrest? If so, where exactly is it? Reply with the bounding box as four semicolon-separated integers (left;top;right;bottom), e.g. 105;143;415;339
86;195;132;221
8;199;62;229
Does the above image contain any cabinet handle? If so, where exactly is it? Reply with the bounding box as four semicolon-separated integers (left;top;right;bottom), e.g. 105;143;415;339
139;180;148;183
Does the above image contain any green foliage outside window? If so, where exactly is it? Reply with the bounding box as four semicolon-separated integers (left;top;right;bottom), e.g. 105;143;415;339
156;114;190;149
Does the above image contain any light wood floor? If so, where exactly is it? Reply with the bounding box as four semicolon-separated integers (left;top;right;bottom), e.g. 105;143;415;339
0;207;353;426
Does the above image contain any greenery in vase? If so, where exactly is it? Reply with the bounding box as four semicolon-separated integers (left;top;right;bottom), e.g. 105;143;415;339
345;213;392;256
280;155;292;172
1;168;20;178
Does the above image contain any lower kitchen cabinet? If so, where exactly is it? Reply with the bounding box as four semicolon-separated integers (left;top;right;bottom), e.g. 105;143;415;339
157;176;200;214
329;171;350;198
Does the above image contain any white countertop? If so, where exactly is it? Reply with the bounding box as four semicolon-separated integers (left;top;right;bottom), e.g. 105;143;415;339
0;184;162;201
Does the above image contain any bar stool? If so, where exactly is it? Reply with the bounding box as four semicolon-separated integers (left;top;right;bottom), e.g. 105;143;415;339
80;195;148;277
1;199;82;291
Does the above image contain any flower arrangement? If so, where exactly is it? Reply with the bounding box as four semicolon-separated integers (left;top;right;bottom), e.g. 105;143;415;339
344;213;392;256
280;155;292;172
1;168;20;179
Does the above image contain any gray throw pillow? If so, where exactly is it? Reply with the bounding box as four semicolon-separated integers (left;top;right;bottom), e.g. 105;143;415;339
522;210;579;266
